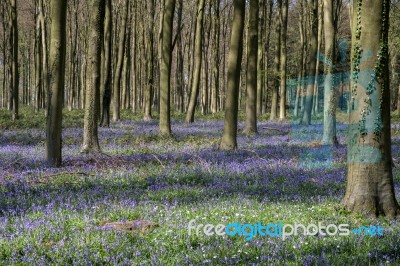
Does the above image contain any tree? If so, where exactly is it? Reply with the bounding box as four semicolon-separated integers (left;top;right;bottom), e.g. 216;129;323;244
342;0;399;217
293;0;307;118
211;0;220;114
34;0;48;113
175;0;184;113
46;0;67;166
270;0;281;121
220;0;245;150
112;0;129;122
100;0;112;127
279;0;288;121
243;0;258;134
185;0;205;123
159;0;176;136
301;0;318;125
185;0;206;124
143;0;155;121
321;0;339;145
81;0;105;153
9;0;19;121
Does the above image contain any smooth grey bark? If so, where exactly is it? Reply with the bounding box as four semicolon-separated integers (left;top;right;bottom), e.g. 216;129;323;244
220;0;245;150
159;0;176;136
294;0;306;118
279;0;288;120
81;0;105;153
46;0;67;166
100;0;112;127
143;0;155;121
175;0;184;113
256;1;264;116
112;0;129;122
185;0;206;123
243;0;258;134
270;0;281;121
321;0;338;145
9;0;19;121
301;0;318;125
211;0;220;114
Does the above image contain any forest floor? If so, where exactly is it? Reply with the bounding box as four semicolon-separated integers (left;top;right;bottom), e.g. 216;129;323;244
0;107;400;265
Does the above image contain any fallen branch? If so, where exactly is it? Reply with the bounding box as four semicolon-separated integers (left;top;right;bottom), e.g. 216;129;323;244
243;149;280;161
262;126;289;133
181;152;212;174
151;154;166;169
38;171;94;179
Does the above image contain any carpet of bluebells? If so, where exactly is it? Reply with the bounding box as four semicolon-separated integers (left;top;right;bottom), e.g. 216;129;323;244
1;109;400;265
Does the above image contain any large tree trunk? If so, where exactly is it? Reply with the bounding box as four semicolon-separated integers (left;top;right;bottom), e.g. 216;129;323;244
46;0;67;167
243;0;258;135
81;0;105;153
220;0;245;150
342;0;399;218
159;0;176;136
301;0;318;125
185;0;206;123
321;0;338;145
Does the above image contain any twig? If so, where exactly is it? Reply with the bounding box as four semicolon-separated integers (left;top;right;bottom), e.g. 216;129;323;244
181;152;212;174
243;149;280;161
151;154;166;169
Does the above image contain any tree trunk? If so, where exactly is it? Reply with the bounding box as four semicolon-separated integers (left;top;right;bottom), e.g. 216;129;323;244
270;0;281;121
256;3;264;117
279;0;288;120
39;0;48;111
143;0;155;121
46;0;67;167
321;0;338;145
294;0;306;118
185;0;206;123
81;0;105;153
159;0;176;136
112;0;129;122
243;0;258;134
175;0;184;113
10;0;19;121
312;2;323;116
301;0;318;125
220;0;245;150
100;0;112;127
342;0;399;218
397;83;400;115
211;0;220;114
